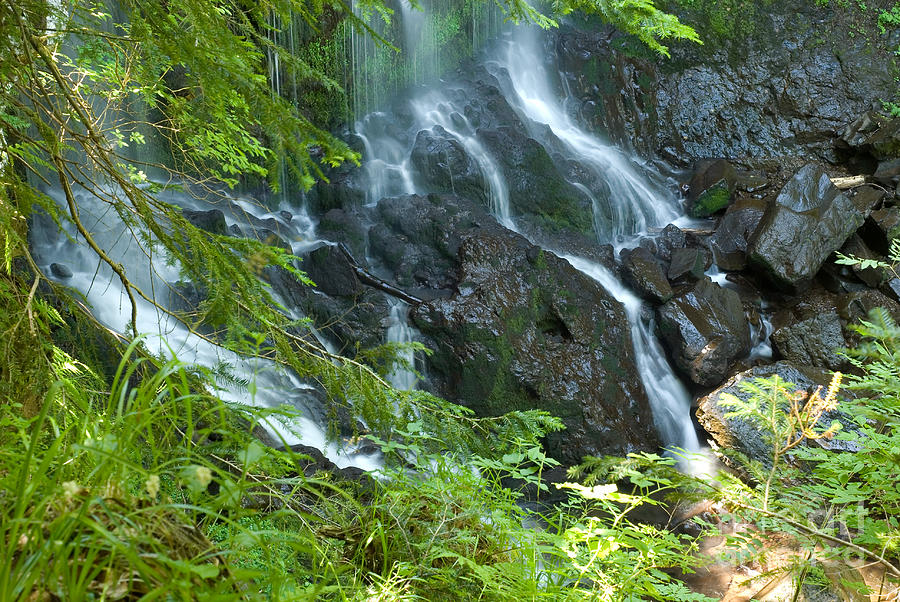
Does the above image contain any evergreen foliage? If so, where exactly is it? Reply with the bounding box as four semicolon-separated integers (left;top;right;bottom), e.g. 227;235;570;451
0;0;709;598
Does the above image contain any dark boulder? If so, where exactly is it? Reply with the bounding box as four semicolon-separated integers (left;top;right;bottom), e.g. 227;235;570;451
861;203;900;257
411;224;660;464
183;209;228;236
837;289;900;346
50;263;72;278
771;312;847;371
250;228;291;252
656;224;687;262
657;277;751;386
748;165;866;290
169;280;206;313
667;247;710;283
873;158;900;187
621;246;673;303
707;197;767;271
368;194;483;292
697;362;860;468
301;244;364;298
317;208;370;259
687;159;737;218
839;234;889;289
409;126;486;203
866;117;900;160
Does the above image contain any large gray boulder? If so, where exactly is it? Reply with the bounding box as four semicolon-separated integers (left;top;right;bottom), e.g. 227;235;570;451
697;362;859;468
771;312;847;371
657;277;751;387
748;165;866;290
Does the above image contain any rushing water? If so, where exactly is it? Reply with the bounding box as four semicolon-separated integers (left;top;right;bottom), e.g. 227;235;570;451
352;25;707;467
39;15;711;472
491;27;681;246
31;185;382;470
385;300;418;391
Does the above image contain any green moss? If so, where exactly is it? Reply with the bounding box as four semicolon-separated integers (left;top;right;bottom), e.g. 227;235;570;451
690;184;731;217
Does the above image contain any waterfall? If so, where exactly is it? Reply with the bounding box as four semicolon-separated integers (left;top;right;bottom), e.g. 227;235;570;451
385;300;418;390
344;0;504;119
353;24;707;468
409;91;515;229
490;27;681;247
562;255;702;459
32;185;381;471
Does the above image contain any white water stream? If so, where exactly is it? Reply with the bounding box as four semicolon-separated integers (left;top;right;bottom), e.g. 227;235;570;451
353;26;708;469
32;185;381;470
38;18;711;474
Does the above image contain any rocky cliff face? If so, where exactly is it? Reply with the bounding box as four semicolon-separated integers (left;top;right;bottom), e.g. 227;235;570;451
558;1;900;165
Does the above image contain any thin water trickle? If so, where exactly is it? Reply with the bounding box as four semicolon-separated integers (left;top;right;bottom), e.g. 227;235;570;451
562;256;702;462
409;92;515;229
386;300;418;391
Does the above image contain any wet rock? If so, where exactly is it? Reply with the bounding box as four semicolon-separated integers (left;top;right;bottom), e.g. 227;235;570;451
861;203;900;256
734;169;770;194
837;111;882;150
410;126;486;203
288;444;376;484
656;224;687;262
818;261;870;295
317;208;369;259
837;289;900;346
621;247;673;303
748;165;866;290
849;185;885;217
840;234;888;289
707;197;767;271
267;262;390;353
867;117;900;160
667;247;710;283
369;194;482;291
687;159;736;217
657;277;751;386
183;208;228;236
554;24;658;156
771;312;847;371
478;126;594;236
874;158;900;187
250;228;291;252
697;362;860;468
169;280;206;313
635;9;894;161
411;222;660;464
301;244;364;298
50;263;72;278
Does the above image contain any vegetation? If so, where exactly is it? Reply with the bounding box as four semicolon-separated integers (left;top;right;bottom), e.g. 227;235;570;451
0;0;704;598
8;0;900;599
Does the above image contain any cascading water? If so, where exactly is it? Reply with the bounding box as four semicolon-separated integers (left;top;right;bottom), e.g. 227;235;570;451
490;27;682;247
385;300;418;391
353;24;708;469
562;255;701;457
409;91;514;229
31;185;381;471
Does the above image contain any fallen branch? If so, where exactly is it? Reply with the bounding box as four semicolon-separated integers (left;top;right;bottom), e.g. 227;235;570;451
336;244;423;305
831;175;868;189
